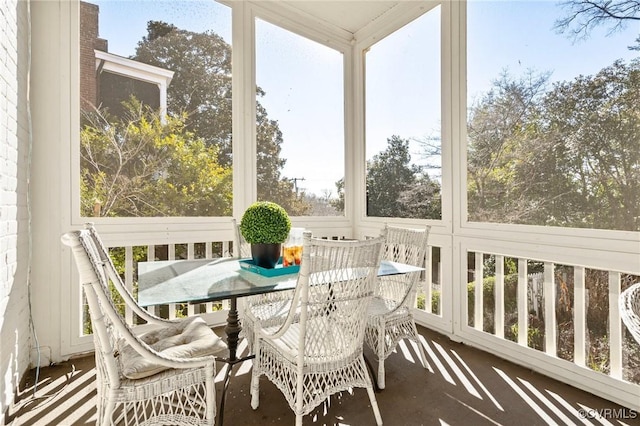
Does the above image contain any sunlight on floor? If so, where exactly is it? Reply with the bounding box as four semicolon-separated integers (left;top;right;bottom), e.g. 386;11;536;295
490;367;625;426
12;363;97;425
450;349;503;410
443;393;503;426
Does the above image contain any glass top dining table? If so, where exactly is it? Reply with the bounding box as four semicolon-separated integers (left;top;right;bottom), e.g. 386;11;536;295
137;257;423;425
137;257;423;307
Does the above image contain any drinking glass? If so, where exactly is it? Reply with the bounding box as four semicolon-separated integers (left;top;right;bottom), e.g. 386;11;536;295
283;228;304;267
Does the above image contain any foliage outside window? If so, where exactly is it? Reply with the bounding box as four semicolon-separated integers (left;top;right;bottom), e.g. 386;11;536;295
79;1;312;218
467;0;639;231
364;7;442;220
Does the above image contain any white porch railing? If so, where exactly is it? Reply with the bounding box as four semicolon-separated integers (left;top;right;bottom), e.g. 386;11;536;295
455;248;640;411
86;232;640;411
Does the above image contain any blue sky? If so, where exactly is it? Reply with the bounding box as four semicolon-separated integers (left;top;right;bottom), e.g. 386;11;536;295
92;0;639;196
468;1;639;97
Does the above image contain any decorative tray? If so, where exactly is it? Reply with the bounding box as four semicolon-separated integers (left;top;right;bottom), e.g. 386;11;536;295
239;258;300;277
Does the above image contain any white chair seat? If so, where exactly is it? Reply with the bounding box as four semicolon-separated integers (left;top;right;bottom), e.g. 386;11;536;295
367;296;405;317
262;320;361;364
119;316;227;379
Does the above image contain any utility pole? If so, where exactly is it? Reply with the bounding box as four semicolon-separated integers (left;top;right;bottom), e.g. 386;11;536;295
291;177;306;195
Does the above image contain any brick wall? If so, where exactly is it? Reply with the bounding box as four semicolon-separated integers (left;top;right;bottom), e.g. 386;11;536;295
80;1;100;111
0;0;31;421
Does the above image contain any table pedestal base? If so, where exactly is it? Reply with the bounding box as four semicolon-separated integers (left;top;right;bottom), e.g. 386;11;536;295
217;297;255;426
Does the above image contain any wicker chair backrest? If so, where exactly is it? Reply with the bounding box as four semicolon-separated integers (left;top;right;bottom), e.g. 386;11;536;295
376;225;430;306
287;232;386;362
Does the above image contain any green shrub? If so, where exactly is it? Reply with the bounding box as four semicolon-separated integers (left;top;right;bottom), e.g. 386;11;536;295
467;274;519;332
240;201;291;244
417;290;440;314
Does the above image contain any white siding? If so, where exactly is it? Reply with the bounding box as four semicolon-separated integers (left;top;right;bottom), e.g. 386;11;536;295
0;0;31;420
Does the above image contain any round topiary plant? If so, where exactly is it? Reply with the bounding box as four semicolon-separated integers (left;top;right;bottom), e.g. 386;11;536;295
240;201;291;244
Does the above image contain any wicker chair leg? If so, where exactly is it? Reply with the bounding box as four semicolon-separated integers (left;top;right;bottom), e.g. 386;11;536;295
365;381;383;426
412;322;429;370
250;371;260;409
295;371;304;425
377;323;386;389
101;396;115;426
377;358;386;390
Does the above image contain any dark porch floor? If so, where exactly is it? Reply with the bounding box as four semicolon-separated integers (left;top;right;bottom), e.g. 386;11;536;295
7;326;639;426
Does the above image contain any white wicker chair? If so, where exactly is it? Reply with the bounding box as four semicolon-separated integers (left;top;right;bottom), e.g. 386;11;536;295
83;222;226;356
620;282;640;345
364;224;430;389
84;222;218;331
250;232;386;426
62;228;226;426
235;218;295;352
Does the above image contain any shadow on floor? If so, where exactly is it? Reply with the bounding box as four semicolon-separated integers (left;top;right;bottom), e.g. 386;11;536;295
7;326;639;425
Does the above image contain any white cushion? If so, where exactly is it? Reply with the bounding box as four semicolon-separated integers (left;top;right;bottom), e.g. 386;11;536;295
119;316;227;379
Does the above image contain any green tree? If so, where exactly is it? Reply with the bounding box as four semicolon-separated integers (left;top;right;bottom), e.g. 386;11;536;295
131;21;309;215
366;136;421;218
539;59;640;230
81;98;232;217
331;178;345;213
467;61;640;231
467;70;551;223
133;21;232;163
397;173;442;219
254;102;310;215
302;191;341;216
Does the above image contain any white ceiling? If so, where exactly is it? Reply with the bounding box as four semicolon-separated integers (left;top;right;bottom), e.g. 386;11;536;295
278;1;401;34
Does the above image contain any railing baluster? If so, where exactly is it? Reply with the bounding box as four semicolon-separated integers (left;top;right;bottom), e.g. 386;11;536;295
495;255;504;338
518;258;528;346
474;252;483;331
125;246;134;325
168;244;177;320
544;262;556;356
204;242;214;313
574;266;586;366
609;271;622;379
425;246;433;314
145;245;157;317
187;243;196;317
438;250;442;315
